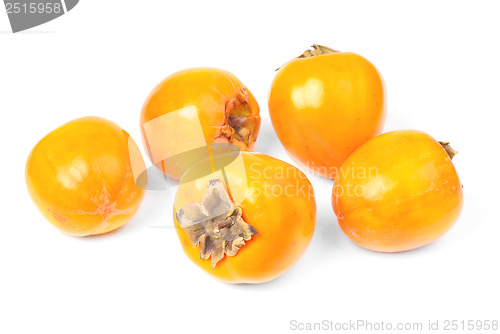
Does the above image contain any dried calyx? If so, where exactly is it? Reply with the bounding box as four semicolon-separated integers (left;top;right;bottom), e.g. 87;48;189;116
298;44;339;58
176;179;257;268
216;87;259;150
439;141;458;160
276;44;340;71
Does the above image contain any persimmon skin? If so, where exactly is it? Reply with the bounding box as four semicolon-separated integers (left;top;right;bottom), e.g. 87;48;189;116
332;130;463;252
140;68;260;180
26;117;146;236
173;152;316;283
269;50;386;179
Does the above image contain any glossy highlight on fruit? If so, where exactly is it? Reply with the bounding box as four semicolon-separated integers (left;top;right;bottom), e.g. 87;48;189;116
269;44;386;179
26;116;146;236
332;130;463;252
140;67;261;180
173;151;316;283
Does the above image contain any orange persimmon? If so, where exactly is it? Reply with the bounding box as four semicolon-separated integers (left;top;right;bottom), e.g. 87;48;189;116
140;68;260;180
332;130;463;252
26;117;146;236
173;151;316;283
269;44;386;179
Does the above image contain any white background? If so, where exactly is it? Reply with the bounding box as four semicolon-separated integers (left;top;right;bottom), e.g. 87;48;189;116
1;1;499;333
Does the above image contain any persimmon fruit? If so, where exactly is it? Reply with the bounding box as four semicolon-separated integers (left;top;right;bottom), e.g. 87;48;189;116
332;130;463;252
26;116;146;236
268;44;387;179
140;67;261;180
173;151;316;283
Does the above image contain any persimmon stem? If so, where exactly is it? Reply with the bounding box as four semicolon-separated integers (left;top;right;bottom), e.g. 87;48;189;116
276;44;340;71
176;179;257;268
439;141;458;160
214;87;259;150
298;44;339;58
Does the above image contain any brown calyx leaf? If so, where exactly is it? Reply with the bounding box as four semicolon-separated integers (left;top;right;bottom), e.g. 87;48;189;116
275;44;340;71
439;141;458;160
215;87;259;150
298;44;339;58
176;179;257;268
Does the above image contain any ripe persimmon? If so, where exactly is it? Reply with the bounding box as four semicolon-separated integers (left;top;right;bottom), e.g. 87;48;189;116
173;151;316;283
269;44;386;179
140;68;260;180
332;130;463;252
26;117;146;236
